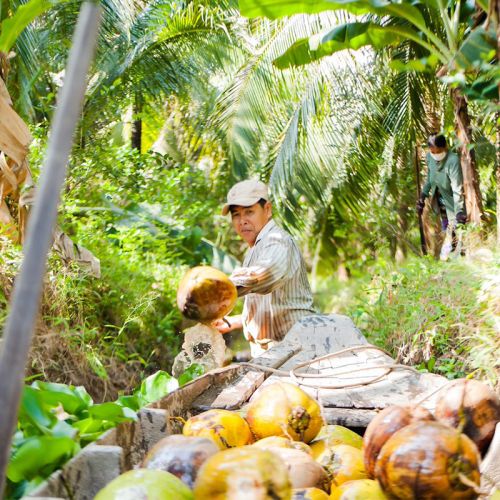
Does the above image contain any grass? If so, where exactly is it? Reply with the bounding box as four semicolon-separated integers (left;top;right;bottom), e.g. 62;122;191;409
0;235;185;402
320;238;500;385
0;138;230;402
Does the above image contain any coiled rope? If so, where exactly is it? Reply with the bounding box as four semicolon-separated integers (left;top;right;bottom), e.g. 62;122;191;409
238;344;420;390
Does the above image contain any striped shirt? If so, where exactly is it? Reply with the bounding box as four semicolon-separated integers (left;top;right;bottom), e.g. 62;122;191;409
230;220;315;344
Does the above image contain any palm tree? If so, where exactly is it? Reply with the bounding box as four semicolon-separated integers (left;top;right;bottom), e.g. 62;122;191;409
208;11;455;269
239;0;498;225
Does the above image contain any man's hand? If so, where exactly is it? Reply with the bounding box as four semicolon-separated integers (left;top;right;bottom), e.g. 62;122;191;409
456;211;467;225
416;197;426;215
212;315;242;334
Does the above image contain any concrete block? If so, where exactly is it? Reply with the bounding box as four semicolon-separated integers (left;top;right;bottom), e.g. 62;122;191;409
25;470;67;499
28;445;123;500
119;407;168;469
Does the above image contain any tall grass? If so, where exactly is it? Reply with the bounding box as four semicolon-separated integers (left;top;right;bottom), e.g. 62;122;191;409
321;242;500;385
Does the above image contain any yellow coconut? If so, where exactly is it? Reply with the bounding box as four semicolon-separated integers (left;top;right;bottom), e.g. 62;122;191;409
95;469;193;499
329;479;387;499
315;444;367;489
253;436;313;455
246;382;323;443
183;409;253;449
310;426;362;460
194;447;292;499
177;266;237;321
292;487;330;499
266;447;330;491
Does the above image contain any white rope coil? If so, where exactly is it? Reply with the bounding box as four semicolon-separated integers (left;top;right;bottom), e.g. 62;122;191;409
238;344;420;390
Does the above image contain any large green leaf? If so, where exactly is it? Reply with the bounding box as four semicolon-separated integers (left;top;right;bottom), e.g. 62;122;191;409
0;0;66;53
18;387;56;435
72;417;120;443
238;0;426;29
31;381;92;415
239;0;375;17
274;22;416;68
454;25;496;70
7;436;79;482
137;370;179;404
87;402;137;423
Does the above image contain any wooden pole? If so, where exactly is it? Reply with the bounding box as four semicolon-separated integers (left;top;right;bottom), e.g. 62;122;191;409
415;147;427;255
0;4;101;493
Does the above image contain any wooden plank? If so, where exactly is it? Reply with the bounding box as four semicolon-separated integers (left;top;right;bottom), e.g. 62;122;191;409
320;369;445;410
291;350;391;391
279;315;368;372
211;371;265;410
252;342;302;369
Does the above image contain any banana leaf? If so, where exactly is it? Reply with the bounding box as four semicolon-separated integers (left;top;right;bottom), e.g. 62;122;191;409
274;22;416;68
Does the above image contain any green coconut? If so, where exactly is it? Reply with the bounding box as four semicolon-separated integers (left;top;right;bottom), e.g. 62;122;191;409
95;469;194;500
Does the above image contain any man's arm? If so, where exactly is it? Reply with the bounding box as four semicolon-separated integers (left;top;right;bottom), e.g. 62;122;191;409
230;240;293;296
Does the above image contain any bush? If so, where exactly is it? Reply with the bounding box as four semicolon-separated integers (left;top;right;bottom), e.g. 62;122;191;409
1;133;237;401
344;249;499;384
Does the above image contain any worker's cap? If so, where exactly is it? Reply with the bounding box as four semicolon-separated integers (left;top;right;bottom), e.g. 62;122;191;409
222;179;269;216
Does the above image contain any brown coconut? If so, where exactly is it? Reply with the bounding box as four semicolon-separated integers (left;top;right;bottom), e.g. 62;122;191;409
435;378;500;455
363;404;435;477
142;434;218;488
176;266;237;322
375;421;481;500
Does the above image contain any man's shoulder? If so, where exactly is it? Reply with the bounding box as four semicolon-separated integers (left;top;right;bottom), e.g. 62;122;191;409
264;221;294;242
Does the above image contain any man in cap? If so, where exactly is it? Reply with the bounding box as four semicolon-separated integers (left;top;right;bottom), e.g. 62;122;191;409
213;179;315;357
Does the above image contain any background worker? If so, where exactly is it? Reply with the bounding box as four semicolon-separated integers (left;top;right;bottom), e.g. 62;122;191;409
417;134;467;259
213;179;315;357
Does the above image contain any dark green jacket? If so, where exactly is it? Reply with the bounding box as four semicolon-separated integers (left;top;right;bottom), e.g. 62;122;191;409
422;151;465;219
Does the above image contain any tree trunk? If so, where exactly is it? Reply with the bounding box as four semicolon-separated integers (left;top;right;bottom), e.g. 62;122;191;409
310;213;327;292
131;92;142;152
451;88;483;224
496;112;500;243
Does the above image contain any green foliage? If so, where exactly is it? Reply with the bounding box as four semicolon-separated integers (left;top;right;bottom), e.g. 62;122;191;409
274;23;414;68
117;370;179;411
239;0;498;108
0;0;65;53
3;128;236;395
1;124;235;401
341;249;500;383
239;0;425;23
178;363;205;386
7;367;203;498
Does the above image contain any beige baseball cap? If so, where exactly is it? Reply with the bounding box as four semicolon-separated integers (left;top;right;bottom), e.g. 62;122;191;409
221;179;269;216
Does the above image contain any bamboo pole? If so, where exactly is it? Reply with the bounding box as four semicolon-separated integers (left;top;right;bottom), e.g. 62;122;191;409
0;4;101;493
415;146;427;256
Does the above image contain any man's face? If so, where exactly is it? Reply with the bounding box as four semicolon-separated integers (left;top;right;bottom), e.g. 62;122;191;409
231;202;272;247
429;145;447;154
